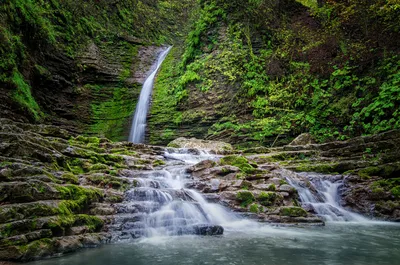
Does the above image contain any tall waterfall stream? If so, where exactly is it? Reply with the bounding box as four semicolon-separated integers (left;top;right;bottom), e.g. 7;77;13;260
129;46;172;143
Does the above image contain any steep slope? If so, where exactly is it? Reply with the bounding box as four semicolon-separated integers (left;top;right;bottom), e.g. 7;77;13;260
0;0;197;141
148;0;400;148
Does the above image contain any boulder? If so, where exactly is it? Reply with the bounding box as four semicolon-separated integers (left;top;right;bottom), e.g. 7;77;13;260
289;133;315;146
192;225;224;236
167;138;233;153
279;184;296;194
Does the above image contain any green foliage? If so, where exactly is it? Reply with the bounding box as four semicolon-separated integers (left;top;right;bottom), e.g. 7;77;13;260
181;1;225;68
249;203;262;213
257;191;277;206
371;178;400;199
148;0;400;148
11;71;44;121
148;47;184;145
236;190;255;207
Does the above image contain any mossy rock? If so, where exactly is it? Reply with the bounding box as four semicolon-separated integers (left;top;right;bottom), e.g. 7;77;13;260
279;206;307;217
220;156;256;174
89;163;108;171
257;192;277;206
59;173;79;184
153;160;166;166
358;163;400;179
236;190;255;207
249;203;262;213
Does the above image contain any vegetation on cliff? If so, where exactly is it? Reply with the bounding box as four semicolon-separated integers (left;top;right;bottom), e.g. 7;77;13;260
0;0;197;140
148;0;400;147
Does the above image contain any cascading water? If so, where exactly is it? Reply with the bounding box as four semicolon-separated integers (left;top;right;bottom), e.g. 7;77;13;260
112;149;243;240
129;46;172;143
285;170;367;222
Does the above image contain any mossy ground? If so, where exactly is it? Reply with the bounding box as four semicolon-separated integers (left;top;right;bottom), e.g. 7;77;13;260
0;119;169;261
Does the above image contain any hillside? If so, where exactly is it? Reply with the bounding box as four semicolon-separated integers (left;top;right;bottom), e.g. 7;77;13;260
148;0;400;148
0;0;197;141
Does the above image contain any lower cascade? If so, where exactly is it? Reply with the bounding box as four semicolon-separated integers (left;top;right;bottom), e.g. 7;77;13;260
111;150;373;242
285;171;367;222
111;149;241;240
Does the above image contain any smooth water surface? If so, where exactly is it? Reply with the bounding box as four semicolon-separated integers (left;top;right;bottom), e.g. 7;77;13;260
29;222;400;265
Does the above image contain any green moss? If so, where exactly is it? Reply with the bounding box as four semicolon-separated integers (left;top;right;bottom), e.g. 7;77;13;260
390;187;400;199
358;167;381;178
74;214;104;232
110;148;137;156
358;163;400;179
17;238;54;257
236;190;255;207
257;192;277;206
89;163;108;171
11;71;44;121
371;178;400;199
279;180;288;185
104;194;123;203
88;85;138;141
153;160;166;166
295;163;340;174
167;143;180;148
279;206;308;217
87;175;129;190
249;203;261;213
220;156;256;174
55;184;102;209
148;47;183;146
60;173;79;184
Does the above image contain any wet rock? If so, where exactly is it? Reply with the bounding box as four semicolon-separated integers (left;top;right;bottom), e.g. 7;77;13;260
279;207;308;217
279;192;290;198
270;178;283;185
192;224;224;236
69;226;88;235
220;191;237;201
167;138;233;153
187;160;216;173
279;184;296;194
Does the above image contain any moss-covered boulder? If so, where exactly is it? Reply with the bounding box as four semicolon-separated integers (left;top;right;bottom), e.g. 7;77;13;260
279;207;308;217
236;190;255;207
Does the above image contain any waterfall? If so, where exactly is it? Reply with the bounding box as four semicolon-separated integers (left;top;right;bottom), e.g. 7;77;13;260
285;171;368;222
129;46;172;143
112;149;245;240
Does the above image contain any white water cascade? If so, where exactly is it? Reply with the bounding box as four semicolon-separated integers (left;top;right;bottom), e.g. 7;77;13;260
285;171;368;222
112;149;246;240
129;46;172;143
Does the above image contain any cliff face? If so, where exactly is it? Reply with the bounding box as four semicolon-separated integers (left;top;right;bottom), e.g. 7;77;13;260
0;0;197;141
0;118;167;261
147;0;400;148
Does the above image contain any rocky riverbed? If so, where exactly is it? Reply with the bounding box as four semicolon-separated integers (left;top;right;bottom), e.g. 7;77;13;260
1;119;399;262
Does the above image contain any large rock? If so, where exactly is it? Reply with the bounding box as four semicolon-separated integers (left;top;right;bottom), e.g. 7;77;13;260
167;138;233;153
192;225;224;236
289;133;315;146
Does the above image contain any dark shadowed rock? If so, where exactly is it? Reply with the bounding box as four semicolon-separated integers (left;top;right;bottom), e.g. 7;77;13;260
192;224;224;236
